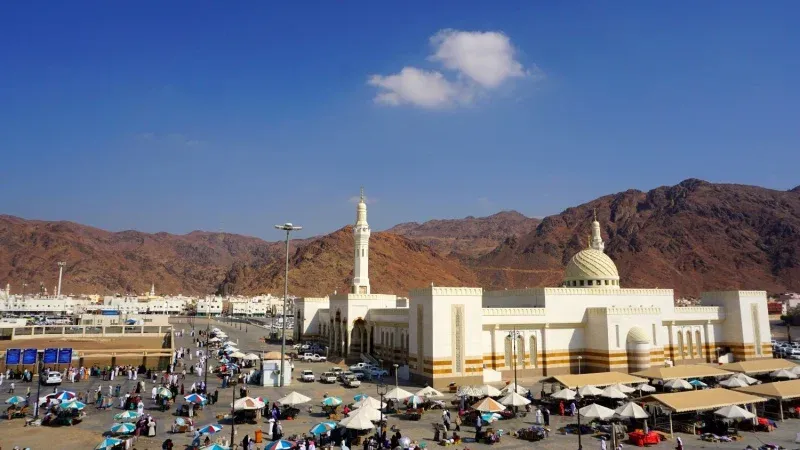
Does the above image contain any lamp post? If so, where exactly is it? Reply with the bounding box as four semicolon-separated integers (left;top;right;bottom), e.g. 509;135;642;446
576;388;583;450
377;383;388;428
506;328;521;412
577;355;583;375
231;381;237;445
275;222;302;387
393;363;399;390
34;352;43;419
204;318;210;388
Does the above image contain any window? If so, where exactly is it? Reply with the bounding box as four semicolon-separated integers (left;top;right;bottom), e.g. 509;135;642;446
580;280;585;286
588;280;593;286
361;249;364;257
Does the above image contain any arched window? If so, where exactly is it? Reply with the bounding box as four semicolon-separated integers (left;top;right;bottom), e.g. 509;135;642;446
695;330;703;358
686;331;694;359
504;337;513;368
530;335;538;368
677;332;685;359
517;336;526;369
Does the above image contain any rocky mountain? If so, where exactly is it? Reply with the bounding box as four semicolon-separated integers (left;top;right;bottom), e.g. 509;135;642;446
387;211;540;258
217;226;478;296
0;215;284;295
477;179;800;296
3;179;799;298
0;216;476;297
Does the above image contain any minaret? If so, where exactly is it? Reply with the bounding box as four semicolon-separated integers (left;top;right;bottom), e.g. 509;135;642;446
590;209;605;252
352;187;371;294
150;283;156;297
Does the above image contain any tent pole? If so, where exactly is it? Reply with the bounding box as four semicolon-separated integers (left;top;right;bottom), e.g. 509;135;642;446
779;400;784;422
669;413;673;439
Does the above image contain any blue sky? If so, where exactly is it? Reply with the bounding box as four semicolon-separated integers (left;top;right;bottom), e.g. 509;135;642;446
1;2;798;239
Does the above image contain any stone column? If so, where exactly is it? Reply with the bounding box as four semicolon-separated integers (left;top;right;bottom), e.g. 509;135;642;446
667;322;675;363
705;321;715;363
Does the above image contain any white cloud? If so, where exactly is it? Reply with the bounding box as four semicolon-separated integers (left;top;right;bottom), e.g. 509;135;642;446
368;67;463;109
429;29;525;88
368;29;534;109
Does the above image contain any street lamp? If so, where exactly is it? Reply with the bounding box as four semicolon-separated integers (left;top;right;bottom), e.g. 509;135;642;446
576;388;584;450
393;363;399;390
577;355;583;374
230;380;238;445
506;328;521;412
377;383;388;428
275;222;302;387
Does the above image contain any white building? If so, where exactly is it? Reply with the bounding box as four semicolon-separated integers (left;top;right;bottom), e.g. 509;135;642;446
295;191;775;388
0;296;93;315
229;298;269;316
197;297;224;316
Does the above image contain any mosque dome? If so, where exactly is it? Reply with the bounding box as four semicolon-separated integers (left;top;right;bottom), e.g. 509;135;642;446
562;211;621;288
564;249;621;288
626;326;651;345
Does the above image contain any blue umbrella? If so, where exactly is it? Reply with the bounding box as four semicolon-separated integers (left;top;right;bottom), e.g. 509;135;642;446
200;444;230;450
689;379;707;388
264;440;294;450
113;410;141;422
54;391;76;401
110;422;136;434
321;396;342;407
309;421;337;435
198;423;223;434
5;396;26;405
60;400;86;410
95;437;123;450
184;393;207;404
353;393;368;402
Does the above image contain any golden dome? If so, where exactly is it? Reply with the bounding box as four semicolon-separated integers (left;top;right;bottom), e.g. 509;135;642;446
626;326;651;344
564;248;620;287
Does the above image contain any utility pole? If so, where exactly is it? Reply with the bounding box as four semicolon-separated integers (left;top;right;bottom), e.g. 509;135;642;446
56;261;66;297
275;223;302;387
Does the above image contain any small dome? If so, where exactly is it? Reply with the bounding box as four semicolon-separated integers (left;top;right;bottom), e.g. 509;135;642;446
626;327;651;344
564;248;620;287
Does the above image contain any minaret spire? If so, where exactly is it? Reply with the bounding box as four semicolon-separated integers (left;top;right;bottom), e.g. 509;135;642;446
590;210;605;252
352;187;371;294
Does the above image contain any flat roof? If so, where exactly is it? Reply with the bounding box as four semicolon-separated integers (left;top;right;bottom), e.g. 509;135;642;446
640;388;767;413
543;372;647;389
735;380;800;400
718;359;799;375
633;365;733;381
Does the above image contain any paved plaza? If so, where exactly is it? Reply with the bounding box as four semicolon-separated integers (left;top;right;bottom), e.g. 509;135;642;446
1;317;799;449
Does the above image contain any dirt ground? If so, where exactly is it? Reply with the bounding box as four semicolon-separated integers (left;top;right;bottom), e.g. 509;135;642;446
0;336;166;351
0;424;164;450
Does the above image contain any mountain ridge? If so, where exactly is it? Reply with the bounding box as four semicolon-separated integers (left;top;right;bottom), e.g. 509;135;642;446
2;179;799;297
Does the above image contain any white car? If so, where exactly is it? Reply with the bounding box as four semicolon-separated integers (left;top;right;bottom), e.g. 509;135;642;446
40;372;62;386
301;370;315;382
319;372;337;383
349;362;372;371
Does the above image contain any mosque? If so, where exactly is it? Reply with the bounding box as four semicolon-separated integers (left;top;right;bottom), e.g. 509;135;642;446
295;190;773;388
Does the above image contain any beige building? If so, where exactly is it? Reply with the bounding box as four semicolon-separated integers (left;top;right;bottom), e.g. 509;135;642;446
296;195;773;388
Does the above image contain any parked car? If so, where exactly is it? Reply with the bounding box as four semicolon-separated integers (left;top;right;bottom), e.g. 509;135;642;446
299;353;327;362
40;371;62;386
339;371;356;382
351;369;367;380
330;367;344;376
369;367;388;378
344;377;362;388
319;372;337;383
349;362;372;371
300;370;315;382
